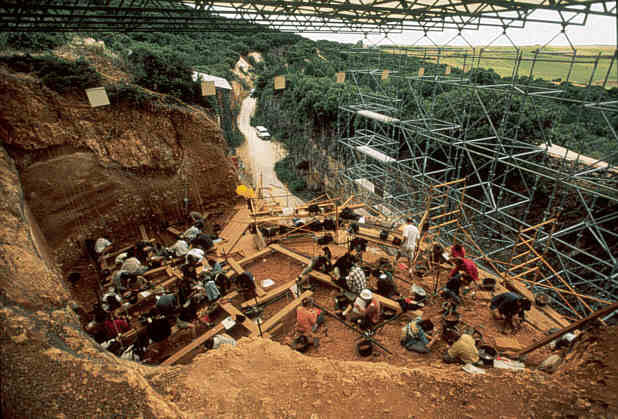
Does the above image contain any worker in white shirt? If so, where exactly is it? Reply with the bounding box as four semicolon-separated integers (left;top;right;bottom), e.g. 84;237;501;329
395;217;420;276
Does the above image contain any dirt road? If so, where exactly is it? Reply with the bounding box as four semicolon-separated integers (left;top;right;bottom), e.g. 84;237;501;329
236;96;303;207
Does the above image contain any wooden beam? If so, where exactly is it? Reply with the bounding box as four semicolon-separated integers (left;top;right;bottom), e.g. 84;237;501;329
240;278;301;308
101;239;155;261
261;291;312;332
270;244;402;313
516;302;618;358
253;203;365;224
139;225;149;241
167;227;182;237
112;276;176;316
160;322;226;366
142;265;169;278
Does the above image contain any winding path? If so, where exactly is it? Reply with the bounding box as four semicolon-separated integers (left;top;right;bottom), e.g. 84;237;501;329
236;96;303;207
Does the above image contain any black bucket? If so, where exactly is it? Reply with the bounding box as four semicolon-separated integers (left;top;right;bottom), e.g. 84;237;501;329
412;284;427;302
356;339;373;357
294;335;311;353
478;345;497;366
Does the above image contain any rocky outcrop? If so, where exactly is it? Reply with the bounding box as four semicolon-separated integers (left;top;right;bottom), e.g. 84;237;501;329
0;65;238;266
0;145;182;417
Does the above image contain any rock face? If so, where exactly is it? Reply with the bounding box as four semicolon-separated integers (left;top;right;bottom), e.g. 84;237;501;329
0;65;238;266
0;145;182;418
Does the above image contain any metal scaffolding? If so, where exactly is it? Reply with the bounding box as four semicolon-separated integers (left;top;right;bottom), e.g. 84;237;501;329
328;40;617;318
0;0;615;33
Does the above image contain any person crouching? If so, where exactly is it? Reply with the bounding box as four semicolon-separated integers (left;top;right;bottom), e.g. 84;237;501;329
341;289;380;329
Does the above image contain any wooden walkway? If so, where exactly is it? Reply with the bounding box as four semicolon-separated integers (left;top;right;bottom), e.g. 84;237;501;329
218;206;251;255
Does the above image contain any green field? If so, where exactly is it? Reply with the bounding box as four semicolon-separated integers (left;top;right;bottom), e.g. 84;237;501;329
385;45;617;87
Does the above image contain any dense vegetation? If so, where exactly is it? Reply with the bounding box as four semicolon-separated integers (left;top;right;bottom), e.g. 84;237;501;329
0;29;302;149
1;24;617;197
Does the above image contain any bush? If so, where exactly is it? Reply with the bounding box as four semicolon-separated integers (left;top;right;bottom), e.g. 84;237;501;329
128;44;194;101
0;32;69;51
0;54;101;93
105;83;158;107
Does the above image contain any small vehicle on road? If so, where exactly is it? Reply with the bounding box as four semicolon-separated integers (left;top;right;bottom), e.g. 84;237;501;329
256;126;270;140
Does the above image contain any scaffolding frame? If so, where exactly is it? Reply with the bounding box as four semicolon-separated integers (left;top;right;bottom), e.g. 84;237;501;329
1;1;615;33
325;42;618;318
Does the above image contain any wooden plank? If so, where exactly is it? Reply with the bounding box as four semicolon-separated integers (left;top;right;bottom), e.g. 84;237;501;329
356;231;399;249
253;203;365;224
240;278;300;308
237;247;274;266
261;291;312;332
160;323;226;366
139;225;149;241
142;265;169;278
102;239;155;260
516;302;618;358
538;305;571;328
112;276;177;316
167;227;182;237
495;281;561;331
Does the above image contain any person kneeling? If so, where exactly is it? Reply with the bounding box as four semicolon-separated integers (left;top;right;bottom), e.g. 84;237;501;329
443;333;481;365
490;292;531;334
341;289;380;329
294;297;324;348
401;317;430;353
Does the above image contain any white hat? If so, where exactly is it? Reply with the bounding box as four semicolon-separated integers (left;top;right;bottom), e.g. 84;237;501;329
115;252;128;265
360;289;373;300
379;273;387;280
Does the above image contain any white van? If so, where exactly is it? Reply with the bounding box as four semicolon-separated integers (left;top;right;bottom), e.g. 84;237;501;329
256;126;270;140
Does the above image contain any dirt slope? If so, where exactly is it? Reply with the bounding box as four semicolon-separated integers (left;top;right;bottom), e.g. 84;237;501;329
152;334;618;419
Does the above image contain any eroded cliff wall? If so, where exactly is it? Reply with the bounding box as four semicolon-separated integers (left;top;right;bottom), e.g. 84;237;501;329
0;145;184;417
0;65;238;266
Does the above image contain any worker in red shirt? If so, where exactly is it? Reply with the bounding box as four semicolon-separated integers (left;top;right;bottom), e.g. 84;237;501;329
294;297;324;347
446;254;479;297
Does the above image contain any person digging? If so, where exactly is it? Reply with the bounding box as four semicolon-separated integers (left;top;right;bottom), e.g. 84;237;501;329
291;297;325;350
339;289;380;329
490;292;532;334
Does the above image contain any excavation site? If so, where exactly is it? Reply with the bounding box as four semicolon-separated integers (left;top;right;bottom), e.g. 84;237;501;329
1;2;618;418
